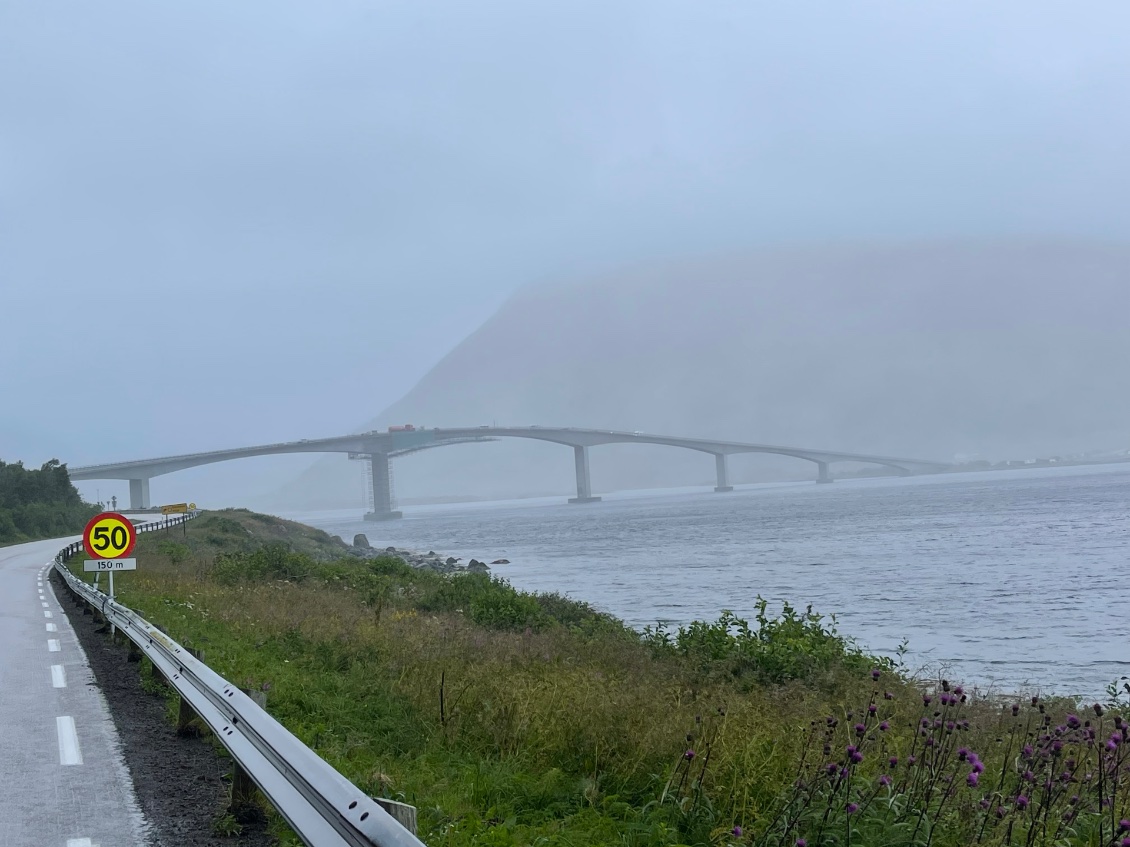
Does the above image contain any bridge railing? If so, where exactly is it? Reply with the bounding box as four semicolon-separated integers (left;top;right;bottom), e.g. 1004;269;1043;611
52;511;425;847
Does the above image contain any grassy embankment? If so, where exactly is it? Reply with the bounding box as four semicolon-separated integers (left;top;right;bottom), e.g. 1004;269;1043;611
67;510;1130;846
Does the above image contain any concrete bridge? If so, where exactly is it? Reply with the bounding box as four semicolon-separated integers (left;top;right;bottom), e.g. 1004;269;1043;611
69;426;952;520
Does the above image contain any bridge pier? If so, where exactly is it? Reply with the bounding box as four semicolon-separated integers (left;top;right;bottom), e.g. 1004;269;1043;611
815;462;833;484
713;454;733;492
364;453;402;521
128;478;151;510
567;445;601;504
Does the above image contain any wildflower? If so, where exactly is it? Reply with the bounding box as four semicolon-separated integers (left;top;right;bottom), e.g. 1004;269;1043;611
1032;696;1039;706
846;802;859;814
1023;770;1034;782
923;695;932;706
1016;795;1030;810
872;669;881;681
796;840;807;847
946;721;956;731
967;772;980;787
942;679;951;692
979;798;991;810
1012;704;1020;716
684;749;696;761
731;826;742;837
879;721;889;732
957;747;969;761
849;748;863;764
1121;820;1130;833
879;774;891;786
1067;714;1081;729
1120;839;1130;847
889;756;898;767
1021;744;1034;760
884;691;894;700
1116;716;1124;729
825;763;838;776
868;704;877;715
855;723;867;736
954;685;964;696
907;755;916;765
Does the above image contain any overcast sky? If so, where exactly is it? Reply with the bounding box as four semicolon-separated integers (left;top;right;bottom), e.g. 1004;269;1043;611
4;2;1130;485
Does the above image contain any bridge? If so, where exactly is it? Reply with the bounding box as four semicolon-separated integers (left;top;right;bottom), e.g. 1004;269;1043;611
69;426;952;520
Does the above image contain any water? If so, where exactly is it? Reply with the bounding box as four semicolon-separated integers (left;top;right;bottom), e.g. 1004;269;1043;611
281;463;1130;697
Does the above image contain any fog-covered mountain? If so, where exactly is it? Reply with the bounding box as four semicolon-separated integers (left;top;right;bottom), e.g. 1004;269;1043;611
274;241;1130;508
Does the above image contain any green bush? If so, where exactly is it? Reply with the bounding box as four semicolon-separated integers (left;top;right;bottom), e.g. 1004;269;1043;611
643;596;887;686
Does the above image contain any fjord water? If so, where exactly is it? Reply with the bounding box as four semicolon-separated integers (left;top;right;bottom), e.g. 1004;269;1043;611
288;463;1130;697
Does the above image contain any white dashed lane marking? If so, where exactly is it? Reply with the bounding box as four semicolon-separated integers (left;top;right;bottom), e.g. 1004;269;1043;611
44;610;53;618
48;639;61;652
56;716;83;765
47;623;57;632
67;838;95;846
41;601;49;608
51;665;66;688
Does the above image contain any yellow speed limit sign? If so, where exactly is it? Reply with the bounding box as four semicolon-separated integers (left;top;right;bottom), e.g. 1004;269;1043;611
83;512;138;559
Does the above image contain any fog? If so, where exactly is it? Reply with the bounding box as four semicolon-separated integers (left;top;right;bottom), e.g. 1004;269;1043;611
3;2;1129;508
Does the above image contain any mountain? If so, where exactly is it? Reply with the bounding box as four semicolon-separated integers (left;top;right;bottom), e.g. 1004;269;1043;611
271;241;1130;508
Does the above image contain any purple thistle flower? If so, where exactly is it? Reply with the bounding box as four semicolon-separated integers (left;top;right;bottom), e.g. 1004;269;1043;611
846;802;859;814
907;755;916;765
796;840;807;847
872;669;881;680
684;749;696;761
1011;704;1020;716
1021;744;1034;760
1015;795;1029;810
967;772;980;787
855;723;867;736
889;756;898;767
884;691;894;700
868;704;877;715
879;721;889;732
957;747;969;761
1120;839;1130;847
1120;819;1130;833
923;695;932;706
953;685;964;696
731;826;742;837
1066;714;1081;729
879;774;891;786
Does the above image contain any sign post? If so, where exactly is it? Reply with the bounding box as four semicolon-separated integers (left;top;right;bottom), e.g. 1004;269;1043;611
82;513;138;636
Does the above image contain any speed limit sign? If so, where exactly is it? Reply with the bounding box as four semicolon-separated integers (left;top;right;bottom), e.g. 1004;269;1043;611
83;512;137;559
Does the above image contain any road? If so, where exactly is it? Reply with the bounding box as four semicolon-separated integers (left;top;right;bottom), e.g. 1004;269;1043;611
0;536;147;847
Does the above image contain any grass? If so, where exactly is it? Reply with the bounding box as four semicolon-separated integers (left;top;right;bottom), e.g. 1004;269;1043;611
64;510;1130;846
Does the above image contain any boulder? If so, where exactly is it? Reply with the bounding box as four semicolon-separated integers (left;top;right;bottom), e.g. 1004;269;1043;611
490;559;510;565
445;557;459;566
467;559;490;573
353;534;372;549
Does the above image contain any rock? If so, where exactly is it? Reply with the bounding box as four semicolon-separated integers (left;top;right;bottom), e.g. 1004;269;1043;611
491;559;510;565
353;534;372;549
386;546;397;552
467;559;490;573
445;557;458;566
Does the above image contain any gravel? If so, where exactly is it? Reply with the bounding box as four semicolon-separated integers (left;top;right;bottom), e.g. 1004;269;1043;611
51;568;277;847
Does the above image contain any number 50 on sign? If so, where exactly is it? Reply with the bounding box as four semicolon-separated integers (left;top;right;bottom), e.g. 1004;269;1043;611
83;513;137;559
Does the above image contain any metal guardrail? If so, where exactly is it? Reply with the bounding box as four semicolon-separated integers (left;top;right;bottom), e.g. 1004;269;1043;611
52;512;426;847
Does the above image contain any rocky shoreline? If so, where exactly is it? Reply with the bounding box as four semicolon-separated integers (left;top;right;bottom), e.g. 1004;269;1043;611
339;533;509;574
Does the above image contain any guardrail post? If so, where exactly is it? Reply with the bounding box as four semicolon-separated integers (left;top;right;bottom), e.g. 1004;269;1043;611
375;799;418;835
230;762;260;819
176;648;206;736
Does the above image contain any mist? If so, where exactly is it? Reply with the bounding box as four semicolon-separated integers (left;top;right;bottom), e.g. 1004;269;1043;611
3;2;1129;508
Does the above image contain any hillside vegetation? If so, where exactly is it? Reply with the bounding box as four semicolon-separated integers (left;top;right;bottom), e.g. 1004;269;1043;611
70;511;1130;846
0;458;97;544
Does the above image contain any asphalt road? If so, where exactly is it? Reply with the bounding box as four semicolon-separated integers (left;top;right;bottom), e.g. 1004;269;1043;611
0;536;148;847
